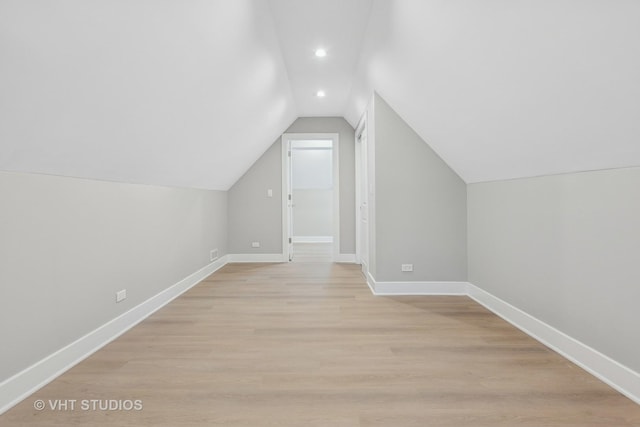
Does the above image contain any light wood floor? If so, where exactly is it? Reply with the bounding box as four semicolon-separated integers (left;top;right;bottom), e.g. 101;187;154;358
3;262;640;426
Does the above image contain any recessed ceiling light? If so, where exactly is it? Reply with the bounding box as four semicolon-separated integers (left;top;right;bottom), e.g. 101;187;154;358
316;90;326;98
315;48;327;58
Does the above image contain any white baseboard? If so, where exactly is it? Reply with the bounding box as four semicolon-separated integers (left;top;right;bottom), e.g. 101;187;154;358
292;236;333;243
467;283;640;406
0;256;229;415
227;253;286;263
373;281;468;295
365;270;376;295
227;253;355;263
334;253;357;263
366;273;467;295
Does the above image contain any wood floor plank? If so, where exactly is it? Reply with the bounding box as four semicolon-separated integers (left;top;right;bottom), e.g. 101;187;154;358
2;262;639;426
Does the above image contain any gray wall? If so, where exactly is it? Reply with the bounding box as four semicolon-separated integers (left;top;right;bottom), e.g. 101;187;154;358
227;117;356;254
227;141;283;254
373;94;467;282
0;171;227;382
468;167;640;373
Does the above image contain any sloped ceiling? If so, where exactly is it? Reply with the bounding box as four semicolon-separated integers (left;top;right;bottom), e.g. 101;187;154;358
2;0;640;190
346;0;640;183
0;0;297;190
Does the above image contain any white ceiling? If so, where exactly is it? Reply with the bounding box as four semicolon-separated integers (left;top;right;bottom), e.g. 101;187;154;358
2;0;640;189
269;0;372;117
0;0;297;190
346;0;640;183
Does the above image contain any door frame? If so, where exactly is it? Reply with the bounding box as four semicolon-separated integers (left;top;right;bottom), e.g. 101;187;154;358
281;133;340;262
354;113;368;269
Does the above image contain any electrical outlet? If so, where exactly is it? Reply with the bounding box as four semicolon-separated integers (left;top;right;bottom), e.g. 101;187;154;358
116;289;127;303
401;264;413;272
252;242;260;248
210;249;219;262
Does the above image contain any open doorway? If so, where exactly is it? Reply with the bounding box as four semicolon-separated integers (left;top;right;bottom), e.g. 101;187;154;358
282;133;339;262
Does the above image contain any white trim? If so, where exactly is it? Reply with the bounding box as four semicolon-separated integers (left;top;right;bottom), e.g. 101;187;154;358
0;256;229;415
365;270;376;295
281;137;290;261
331;135;340;262
354;110;368;267
373;281;469;295
227;253;285;263
227;252;352;264
366;95;376;272
360;260;369;276
334;253;357;263
281;133;340;263
292;236;333;243
366;274;467;296
467;283;640;405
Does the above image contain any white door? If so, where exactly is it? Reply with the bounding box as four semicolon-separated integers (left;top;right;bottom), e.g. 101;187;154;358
282;133;340;263
357;127;369;269
286;142;294;261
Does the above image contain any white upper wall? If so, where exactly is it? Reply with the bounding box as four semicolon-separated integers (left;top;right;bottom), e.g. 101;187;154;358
0;0;296;190
346;0;640;183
